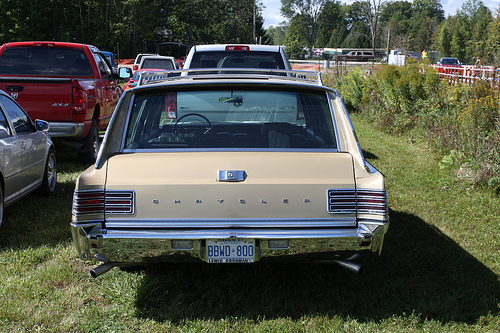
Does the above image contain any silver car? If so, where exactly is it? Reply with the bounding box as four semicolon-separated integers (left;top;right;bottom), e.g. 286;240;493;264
0;90;57;228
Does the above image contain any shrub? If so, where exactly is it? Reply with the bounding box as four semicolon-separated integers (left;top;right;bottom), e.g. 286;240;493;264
324;63;500;188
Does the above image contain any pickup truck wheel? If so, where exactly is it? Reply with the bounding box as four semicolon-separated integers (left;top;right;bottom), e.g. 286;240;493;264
39;149;57;196
77;120;100;164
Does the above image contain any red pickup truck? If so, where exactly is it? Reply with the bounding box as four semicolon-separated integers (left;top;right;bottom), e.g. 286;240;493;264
0;41;123;163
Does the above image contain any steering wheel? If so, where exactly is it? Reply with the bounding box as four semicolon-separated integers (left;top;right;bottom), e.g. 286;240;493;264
173;113;213;135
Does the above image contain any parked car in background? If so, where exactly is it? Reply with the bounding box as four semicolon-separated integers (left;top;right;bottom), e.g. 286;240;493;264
0;41;123;163
135;55;178;71
437;57;461;67
337;51;375;62
102;51;118;72
132;53;158;71
71;68;389;277
182;44;292;70
123;69;163;90
0;90;56;228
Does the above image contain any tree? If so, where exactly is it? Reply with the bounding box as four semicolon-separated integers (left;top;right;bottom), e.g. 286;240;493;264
315;0;344;47
453;0;492;61
356;0;384;54
379;1;412;50
411;0;444;21
485;10;500;64
342;20;371;48
433;19;453;57
281;0;329;56
266;24;287;45
283;17;309;58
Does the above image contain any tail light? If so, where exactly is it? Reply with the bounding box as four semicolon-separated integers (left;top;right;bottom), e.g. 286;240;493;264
73;87;87;114
328;189;387;216
34;42;54;47
165;92;177;119
226;45;250;51
357;190;388;215
72;190;104;215
73;190;134;216
328;189;356;214
133;65;138;71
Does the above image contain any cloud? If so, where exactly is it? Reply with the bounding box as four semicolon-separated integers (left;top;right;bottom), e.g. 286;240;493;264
261;0;285;28
444;0;500;16
261;0;500;29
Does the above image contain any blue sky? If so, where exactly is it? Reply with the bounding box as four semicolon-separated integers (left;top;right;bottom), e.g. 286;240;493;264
261;0;500;28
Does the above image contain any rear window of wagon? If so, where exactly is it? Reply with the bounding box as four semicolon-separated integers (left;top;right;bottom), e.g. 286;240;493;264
124;88;338;150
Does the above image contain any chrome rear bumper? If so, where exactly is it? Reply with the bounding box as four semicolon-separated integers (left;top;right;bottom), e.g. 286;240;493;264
48;122;85;137
71;220;389;264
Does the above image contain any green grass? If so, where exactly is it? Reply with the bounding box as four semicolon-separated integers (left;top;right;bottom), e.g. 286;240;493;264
0;119;499;332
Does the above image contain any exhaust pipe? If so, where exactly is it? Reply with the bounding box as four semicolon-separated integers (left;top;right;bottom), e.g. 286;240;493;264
333;259;364;274
90;262;117;278
314;254;364;274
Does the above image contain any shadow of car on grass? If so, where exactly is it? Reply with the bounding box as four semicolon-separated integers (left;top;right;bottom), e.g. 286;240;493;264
132;209;500;324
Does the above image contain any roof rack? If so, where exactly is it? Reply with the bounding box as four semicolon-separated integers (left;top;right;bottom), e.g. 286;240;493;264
137;68;323;87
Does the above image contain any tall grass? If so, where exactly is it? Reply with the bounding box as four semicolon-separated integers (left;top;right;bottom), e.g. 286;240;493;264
326;61;500;191
0;109;498;332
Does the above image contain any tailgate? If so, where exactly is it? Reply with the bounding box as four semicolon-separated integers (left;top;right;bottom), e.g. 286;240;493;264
0;77;73;121
104;152;356;222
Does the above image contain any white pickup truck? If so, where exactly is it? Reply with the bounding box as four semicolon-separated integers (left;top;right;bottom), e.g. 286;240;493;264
182;44;292;70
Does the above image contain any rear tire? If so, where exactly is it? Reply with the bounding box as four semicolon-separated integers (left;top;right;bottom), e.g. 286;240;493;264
77;119;100;164
0;183;3;229
39;148;57;196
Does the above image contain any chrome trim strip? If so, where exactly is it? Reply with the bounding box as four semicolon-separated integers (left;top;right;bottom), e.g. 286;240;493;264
327;91;341;151
121;148;339;153
70;221;103;228
102;228;360;239
104;217;358;229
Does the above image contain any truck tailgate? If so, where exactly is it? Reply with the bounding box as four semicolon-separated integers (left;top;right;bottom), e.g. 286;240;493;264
0;77;73;121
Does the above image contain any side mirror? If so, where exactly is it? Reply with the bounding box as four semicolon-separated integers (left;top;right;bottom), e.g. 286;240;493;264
35;119;49;132
0;126;10;139
119;67;133;80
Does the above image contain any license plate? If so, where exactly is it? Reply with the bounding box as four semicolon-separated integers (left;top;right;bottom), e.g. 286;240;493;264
206;239;255;263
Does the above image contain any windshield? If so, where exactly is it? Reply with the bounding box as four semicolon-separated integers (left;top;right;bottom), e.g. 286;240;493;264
0;47;93;76
141;59;174;70
442;58;460;65
189;51;286;69
124;88;337;150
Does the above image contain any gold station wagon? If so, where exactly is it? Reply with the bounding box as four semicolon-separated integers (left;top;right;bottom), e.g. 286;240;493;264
71;68;389;277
